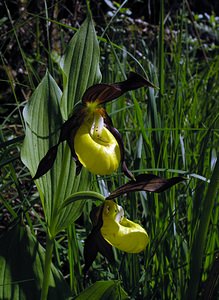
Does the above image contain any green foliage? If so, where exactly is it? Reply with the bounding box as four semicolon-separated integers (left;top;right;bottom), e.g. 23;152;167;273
0;224;71;300
74;280;128;300
21;71;63;228
0;1;219;300
60;11;101;120
18;12;103;299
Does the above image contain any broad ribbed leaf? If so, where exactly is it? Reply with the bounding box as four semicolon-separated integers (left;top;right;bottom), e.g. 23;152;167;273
21;13;102;235
60;12;101;120
0;225;71;300
21;71;63;225
75;281;128;300
54;171;92;233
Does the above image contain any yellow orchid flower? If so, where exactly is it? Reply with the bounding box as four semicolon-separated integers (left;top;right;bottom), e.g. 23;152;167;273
83;175;184;274
74;108;120;175
101;200;149;253
33;72;155;179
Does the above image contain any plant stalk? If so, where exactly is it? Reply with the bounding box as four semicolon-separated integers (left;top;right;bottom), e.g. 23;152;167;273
40;232;54;300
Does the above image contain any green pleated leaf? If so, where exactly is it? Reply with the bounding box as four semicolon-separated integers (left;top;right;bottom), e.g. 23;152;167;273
21;71;63;225
54;172;92;233
0;225;71;300
75;281;129;300
21;13;102;236
60;12;101;120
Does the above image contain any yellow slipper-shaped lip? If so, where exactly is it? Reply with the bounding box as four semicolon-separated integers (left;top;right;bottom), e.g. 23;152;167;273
74;118;121;175
101;200;149;253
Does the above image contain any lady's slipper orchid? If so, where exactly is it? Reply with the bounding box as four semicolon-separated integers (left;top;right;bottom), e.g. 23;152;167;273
83;173;184;274
83;199;148;275
101;200;149;253
33;72;156;179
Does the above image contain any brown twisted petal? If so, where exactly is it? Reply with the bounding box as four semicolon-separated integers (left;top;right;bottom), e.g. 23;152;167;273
32;144;59;179
33;103;86;180
106;174;185;199
82;72;156;104
83;205;114;276
84;229;114;277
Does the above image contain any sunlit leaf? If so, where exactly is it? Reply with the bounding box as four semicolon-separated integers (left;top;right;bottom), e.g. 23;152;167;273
21;71;63;224
54;182;105;233
60;12;101;119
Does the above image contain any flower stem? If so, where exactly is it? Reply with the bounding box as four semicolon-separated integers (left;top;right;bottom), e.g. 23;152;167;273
40;232;54;300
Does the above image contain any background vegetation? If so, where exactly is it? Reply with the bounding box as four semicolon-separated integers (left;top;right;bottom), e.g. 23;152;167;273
0;0;219;299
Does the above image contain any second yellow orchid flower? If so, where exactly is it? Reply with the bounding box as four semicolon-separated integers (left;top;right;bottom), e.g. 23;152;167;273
101;200;149;253
83;174;184;274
